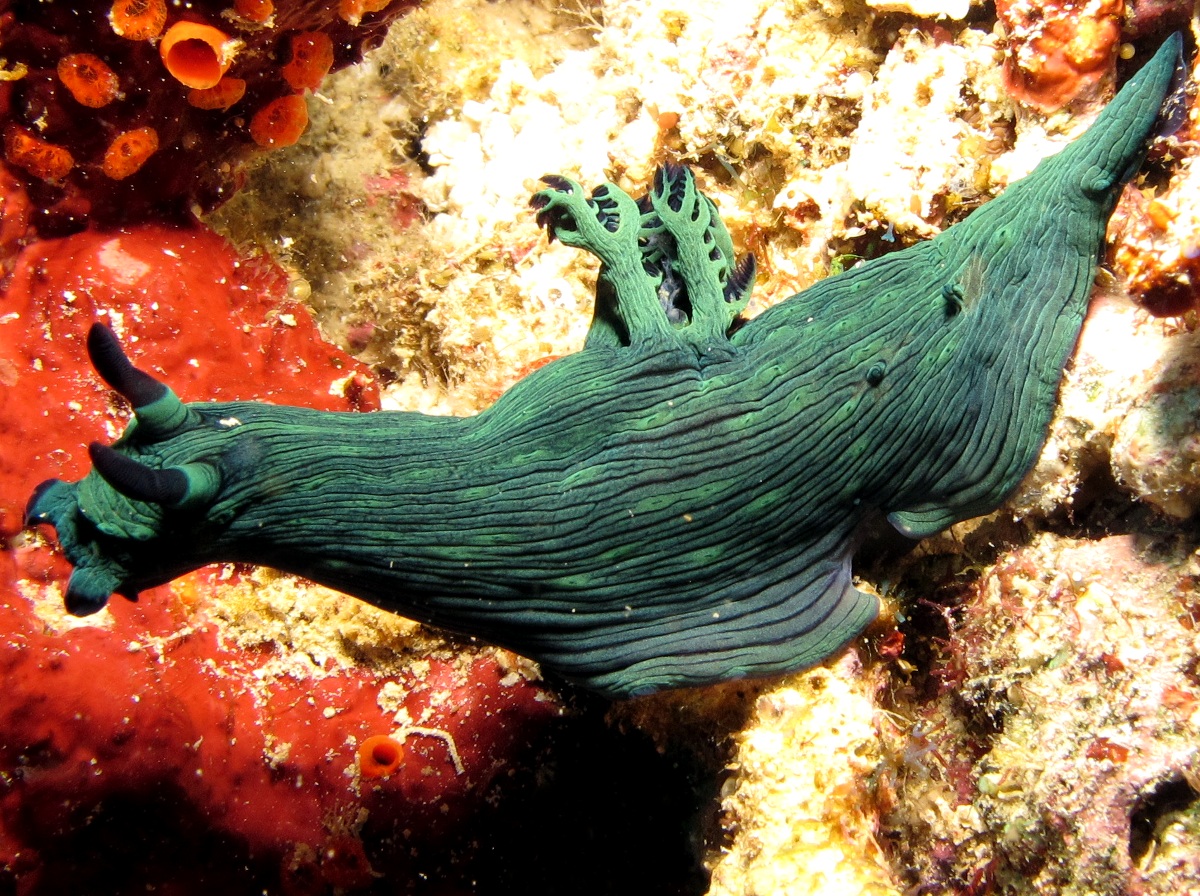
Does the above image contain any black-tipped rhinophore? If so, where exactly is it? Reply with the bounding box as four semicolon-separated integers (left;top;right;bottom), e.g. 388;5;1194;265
87;323;168;408
25;478;61;526
88;442;188;506
64;584;109;617
653;163;689;213
538;174;573;192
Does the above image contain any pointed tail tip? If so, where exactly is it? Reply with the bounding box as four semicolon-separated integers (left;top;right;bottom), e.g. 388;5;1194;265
24;478;61;526
1151;31;1190;140
1123;31;1183;99
1061;32;1190;196
1134;31;1187;115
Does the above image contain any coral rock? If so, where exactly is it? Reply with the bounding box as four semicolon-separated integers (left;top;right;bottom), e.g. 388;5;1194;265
884;534;1200;896
707;656;902;896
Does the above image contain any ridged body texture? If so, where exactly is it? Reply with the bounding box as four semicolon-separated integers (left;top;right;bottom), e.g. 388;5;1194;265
28;37;1180;698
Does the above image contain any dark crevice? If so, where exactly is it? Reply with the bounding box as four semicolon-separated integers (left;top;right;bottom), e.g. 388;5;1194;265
1130;775;1200;864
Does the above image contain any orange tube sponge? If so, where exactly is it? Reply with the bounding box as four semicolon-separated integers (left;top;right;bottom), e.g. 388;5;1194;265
57;54;120;108
102;127;159;179
249;95;308;148
160;21;241;90
234;0;274;23
357;735;403;778
109;0;168;41
281;32;334;92
3;126;73;181
339;0;393;27
187;77;247;111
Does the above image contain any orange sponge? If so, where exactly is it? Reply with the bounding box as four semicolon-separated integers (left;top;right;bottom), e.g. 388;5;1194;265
109;0;167;41
249;95;308;148
233;0;274;23
357;735;403;778
160;21;241;90
187;77;247;110
281;32;334;92
102;127;159;179
57;53;121;108
339;0;393;27
3;126;73;181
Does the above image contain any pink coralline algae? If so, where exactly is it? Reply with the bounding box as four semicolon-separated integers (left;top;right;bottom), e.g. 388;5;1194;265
882;534;1200;896
0;583;562;893
996;0;1123;111
0;214;570;892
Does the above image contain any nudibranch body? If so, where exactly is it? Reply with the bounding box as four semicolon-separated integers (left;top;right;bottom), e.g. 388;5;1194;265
28;37;1182;699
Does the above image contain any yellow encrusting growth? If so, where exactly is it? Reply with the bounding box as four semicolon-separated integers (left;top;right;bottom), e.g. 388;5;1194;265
198;567;473;680
708;660;901;896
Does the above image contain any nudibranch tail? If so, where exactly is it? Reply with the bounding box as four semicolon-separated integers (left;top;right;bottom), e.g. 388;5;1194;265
1154;34;1191;140
1055;30;1183;198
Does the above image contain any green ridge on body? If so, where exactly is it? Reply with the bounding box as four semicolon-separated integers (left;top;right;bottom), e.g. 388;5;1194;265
27;36;1182;698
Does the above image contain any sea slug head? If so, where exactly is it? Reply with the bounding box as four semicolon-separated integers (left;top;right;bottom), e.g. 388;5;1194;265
24;325;241;615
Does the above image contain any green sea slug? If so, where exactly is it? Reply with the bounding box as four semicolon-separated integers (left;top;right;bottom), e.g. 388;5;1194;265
27;36;1182;698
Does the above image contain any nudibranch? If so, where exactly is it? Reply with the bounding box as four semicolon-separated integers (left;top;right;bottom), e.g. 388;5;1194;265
27;36;1183;699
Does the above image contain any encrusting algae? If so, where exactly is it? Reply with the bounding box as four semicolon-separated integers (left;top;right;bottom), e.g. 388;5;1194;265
707;659;901;896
